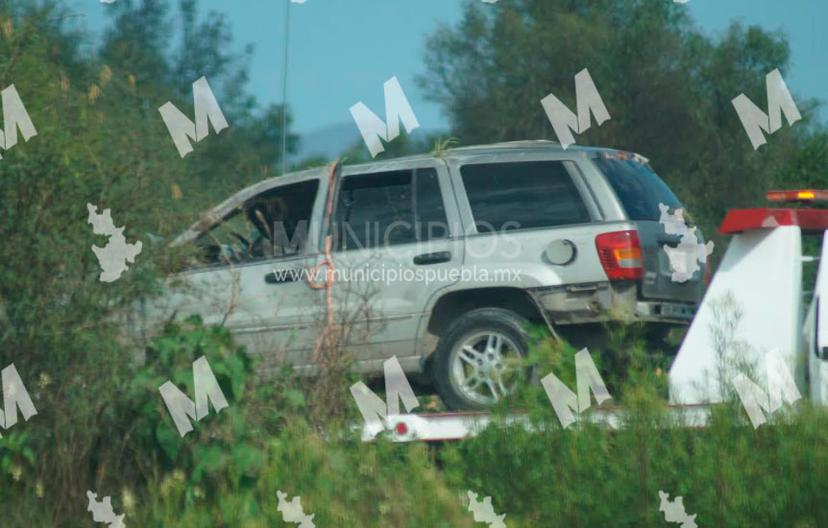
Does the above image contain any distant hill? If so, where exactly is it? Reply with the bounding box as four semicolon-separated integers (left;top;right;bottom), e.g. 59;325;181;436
292;122;361;162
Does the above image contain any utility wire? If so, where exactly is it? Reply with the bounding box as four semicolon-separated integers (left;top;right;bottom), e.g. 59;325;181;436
280;0;291;176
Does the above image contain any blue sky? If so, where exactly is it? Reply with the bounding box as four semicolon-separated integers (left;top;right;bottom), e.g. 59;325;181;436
74;0;825;135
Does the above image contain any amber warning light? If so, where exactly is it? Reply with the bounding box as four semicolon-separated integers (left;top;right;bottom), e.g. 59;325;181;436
766;189;828;203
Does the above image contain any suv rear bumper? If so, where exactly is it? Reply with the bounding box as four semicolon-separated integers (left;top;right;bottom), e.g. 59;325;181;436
529;282;697;326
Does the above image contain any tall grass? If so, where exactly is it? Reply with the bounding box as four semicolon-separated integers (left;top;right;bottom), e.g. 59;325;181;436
3;315;827;527
441;332;828;528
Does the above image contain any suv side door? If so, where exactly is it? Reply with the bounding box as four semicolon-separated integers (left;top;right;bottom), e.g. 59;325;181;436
328;158;463;372
157;176;326;374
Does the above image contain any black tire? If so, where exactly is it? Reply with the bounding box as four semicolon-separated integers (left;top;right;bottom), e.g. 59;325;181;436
433;307;534;410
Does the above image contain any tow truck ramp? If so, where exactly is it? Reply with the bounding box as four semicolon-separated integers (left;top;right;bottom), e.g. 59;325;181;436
362;405;713;443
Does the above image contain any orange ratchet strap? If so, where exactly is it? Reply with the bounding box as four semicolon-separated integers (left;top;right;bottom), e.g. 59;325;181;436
307;160;341;341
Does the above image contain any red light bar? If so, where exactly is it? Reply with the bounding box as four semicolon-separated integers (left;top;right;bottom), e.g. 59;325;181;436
766;189;828;202
720;208;828;235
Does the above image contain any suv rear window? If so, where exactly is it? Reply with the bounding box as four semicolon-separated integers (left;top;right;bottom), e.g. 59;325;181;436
594;156;682;221
460;161;590;233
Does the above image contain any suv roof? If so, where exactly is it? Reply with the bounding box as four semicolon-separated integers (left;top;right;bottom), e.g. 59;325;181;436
174;140;621;245
437;139;603;155
345;139;607;168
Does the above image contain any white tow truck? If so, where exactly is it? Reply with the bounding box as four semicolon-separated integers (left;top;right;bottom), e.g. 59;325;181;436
363;189;828;442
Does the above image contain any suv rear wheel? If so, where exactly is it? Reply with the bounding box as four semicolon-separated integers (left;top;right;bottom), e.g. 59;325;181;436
433;308;534;410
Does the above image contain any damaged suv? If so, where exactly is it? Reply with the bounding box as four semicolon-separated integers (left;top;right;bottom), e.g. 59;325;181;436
137;140;706;410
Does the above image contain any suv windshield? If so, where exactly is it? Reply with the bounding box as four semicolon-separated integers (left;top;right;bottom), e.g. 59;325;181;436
594;155;682;221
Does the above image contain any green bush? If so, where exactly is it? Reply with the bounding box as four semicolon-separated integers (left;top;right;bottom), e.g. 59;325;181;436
2;1;827;527
109;318;473;528
441;335;828;528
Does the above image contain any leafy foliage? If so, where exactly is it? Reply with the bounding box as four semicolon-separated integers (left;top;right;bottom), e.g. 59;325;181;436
419;0;827;256
1;1;827;526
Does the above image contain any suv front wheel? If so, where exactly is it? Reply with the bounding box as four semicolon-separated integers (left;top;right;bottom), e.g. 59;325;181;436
433;308;534;410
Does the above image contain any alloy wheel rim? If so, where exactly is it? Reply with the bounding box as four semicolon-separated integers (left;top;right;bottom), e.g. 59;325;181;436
449;331;523;405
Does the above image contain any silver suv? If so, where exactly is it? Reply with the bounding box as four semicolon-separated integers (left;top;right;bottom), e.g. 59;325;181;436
140;140;705;410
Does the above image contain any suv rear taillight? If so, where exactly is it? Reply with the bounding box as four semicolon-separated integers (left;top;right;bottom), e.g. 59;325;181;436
595;230;644;281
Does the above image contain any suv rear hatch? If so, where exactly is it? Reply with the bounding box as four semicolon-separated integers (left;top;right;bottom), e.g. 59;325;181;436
593;152;705;303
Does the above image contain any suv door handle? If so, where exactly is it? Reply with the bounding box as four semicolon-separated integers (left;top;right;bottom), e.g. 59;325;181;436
413;251;452;265
265;269;301;284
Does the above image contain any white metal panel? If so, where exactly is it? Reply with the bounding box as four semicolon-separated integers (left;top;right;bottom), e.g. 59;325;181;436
669;226;803;405
807;232;828;405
